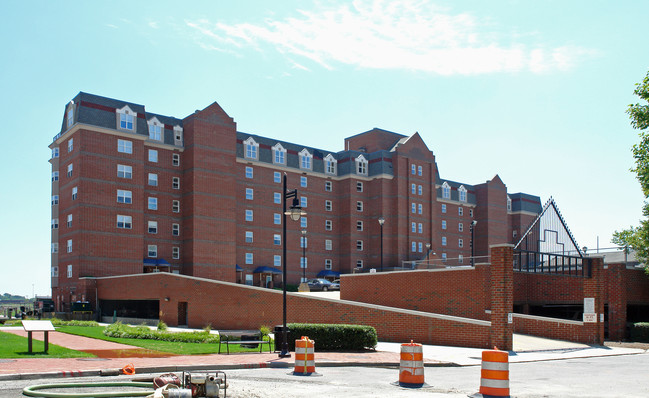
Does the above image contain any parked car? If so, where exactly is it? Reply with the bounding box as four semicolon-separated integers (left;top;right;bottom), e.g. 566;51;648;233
307;278;339;291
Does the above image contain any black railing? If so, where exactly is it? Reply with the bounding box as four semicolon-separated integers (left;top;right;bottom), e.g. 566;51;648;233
514;249;591;277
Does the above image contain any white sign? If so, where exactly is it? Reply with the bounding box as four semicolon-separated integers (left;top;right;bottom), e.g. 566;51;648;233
583;313;597;323
600;313;605;323
508;313;513;324
584;298;595;314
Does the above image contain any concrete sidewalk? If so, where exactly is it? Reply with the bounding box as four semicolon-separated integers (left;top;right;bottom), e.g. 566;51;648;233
0;326;645;381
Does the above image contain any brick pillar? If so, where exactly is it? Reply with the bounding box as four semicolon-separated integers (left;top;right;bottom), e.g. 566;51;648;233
607;263;627;341
583;257;605;345
490;244;514;350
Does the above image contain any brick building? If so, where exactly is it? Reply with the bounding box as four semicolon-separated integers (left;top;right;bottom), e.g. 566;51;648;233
49;92;541;312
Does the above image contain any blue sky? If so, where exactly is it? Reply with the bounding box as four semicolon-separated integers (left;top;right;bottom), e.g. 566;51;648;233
1;0;648;297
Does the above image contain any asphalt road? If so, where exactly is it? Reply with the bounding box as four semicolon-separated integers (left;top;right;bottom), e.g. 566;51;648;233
4;353;649;397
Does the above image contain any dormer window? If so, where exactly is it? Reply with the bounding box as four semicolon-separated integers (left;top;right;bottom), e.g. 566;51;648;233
116;105;136;132
458;185;467;202
324;154;337;175
299;149;312;170
355;154;368;176
507;196;512;212
243;137;258;160
66;102;74;129
173;125;183;146
272;143;286;165
147;117;163;141
442;182;451;199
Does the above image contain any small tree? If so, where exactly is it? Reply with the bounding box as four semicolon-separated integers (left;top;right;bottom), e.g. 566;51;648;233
613;70;649;271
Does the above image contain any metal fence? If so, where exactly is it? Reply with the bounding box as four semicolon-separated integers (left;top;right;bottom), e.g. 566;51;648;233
514;249;591;277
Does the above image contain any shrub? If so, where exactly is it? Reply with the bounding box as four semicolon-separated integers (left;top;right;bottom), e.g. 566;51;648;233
630;322;649;342
259;325;271;338
157;320;168;331
50;318;99;327
103;322;219;343
286;323;377;351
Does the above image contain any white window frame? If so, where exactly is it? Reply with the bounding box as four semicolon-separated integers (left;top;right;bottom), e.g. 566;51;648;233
52;265;59;277
66;103;74;128
274;192;281;204
418;165;422;176
412;203;416;213
301;176;307;188
172;223;180;236
458;254;464;264
51;218;58;229
357;182;363;192
325;181;332;192
325;220;332;231
442;204;447;213
459;238;464;248
72;186;77;200
442;220;447;230
245;166;253;179
300;217;307;228
325;239;332;251
67;163;73;177
418;223;423;234
246;188;254;200
117;190;132;204
325;200;332;211
412;242;416;252
245;231;253;243
507;196;512;212
274;234;281;245
245;210;253;222
411;222;416;233
355;154;368;176
148;245;157;258
458;185;467;202
148;221;158;234
324;154;337;175
301;196;307;208
274;172;281;183
459;223;464;232
173;126;183;146
117;215;132;229
52;171;59;181
67;214;72;228
418;203;423;214
357;220;363;231
411;184;416;195
300;257;308;269
172;200;180;213
356;240;363;251
418;185;423;195
148;173;158;186
299;148;312;170
243;137;259;160
67;239;72;253
325;259;332;269
172;177;180;190
172;247;180;260
118;164;133;179
147;117;163;141
67;264;72;278
274;213;281;225
51;195;59;206
52;147;59;158
418;242;423;253
148;197;158;210
356;201;363;212
442;182;451;199
172;153;180;166
411;164;416;175
245;252;253;264
51;243;59;253
68;138;73;153
148;149;158;163
272;143;286;165
442;237;447;246
118;139;133;154
459;207;464;216
274;255;281;267
117;105;136;131
356;260;364;268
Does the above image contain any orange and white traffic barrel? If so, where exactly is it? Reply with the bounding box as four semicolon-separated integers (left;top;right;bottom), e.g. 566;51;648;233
294;336;315;375
478;349;509;397
399;341;424;387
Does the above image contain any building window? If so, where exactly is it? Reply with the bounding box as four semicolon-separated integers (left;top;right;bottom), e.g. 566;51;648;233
246;188;254;200
116;215;132;229
459;185;467;202
470;209;474;217
72;186;77;200
418;166;422;176
300;217;307;228
325;181;332;192
148;173;158;186
459;223;464;232
173;126;183;145
118;165;133;179
51;243;58;254
442;182;451;199
356;260;364;268
458;207;464;216
418;204;423;214
442;237;447;246
274;234;281;245
148;197;158;210
272;143;286;165
300;257;308;269
66;105;74;128
172;200;180;213
245;166;253;179
442;220;447;230
52;171;59;181
274;213;281;225
357;240;363;251
172;223;180;236
172;153;180;166
67;163;73;177
418;185;423;195
117;190;132;204
357;221;363;231
68;138;73;153
274;172;281;183
52;147;59;158
411;164;416;175
273;192;281;204
356;182;363;192
507;196;512;212
301;196;307;208
172;247;180;260
411;184;416;195
244;137;259;160
52;265;59;277
418;242;423;253
324;154;337;175
67;239;72;253
300;236;308;249
458;254;464;263
459;238;464;248
118;139;132;154
411;222;416;233
148;245;157;258
245;231;253;243
356;201;363;212
67;265;72;278
67;214;72;228
418;223;423;234
442;253;447;261
299;149;312;170
355;155;368;175
325;200;332;211
245;210;253;222
148;118;163;141
513;230;518;238
301;176;307;188
325;220;332;231
412;242;416;252
172;177;180;190
274;255;281;267
411;203;416;213
148;149;158;163
325;259;332;269
51;195;59;206
148;221;158;234
245;252;253;264
325;239;332;250
442;204;447;213
51;218;58;229
118;106;135;131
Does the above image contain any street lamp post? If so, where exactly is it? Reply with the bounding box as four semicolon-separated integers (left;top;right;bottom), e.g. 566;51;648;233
378;216;385;272
279;173;305;358
425;243;431;268
470;220;478;266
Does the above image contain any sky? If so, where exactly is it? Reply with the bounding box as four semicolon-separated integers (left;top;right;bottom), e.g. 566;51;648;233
1;0;648;298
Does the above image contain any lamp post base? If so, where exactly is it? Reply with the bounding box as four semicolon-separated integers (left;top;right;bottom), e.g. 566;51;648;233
278;350;292;358
297;282;310;292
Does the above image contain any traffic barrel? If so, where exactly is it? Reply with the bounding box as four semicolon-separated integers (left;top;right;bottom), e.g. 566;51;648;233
478;348;509;397
399;341;424;387
294;336;315;375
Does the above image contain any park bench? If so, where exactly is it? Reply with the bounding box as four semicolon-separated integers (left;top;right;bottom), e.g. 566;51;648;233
218;331;271;354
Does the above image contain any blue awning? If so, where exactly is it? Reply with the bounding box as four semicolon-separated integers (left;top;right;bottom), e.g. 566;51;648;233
317;270;341;277
236;264;243;271
143;258;157;265
252;266;282;274
157;258;170;266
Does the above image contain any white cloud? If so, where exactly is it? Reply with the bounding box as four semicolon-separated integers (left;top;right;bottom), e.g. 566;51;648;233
185;0;594;75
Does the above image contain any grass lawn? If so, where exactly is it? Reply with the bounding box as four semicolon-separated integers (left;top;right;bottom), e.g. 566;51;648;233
57;326;274;355
0;331;93;359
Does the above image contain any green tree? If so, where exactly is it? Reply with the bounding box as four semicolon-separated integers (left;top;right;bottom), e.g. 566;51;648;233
613;70;649;271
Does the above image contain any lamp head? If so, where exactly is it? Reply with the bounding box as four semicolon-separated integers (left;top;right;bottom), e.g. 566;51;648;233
378;216;385;226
